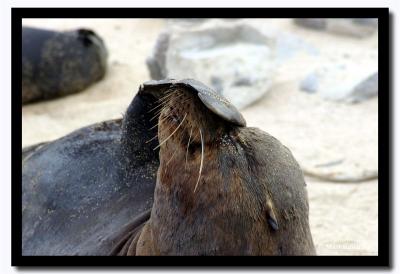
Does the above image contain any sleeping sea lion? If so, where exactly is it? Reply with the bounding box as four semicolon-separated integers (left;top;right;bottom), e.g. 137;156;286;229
22;26;108;104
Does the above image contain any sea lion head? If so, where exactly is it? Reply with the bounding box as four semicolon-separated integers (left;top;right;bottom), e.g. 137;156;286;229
141;78;246;147
128;79;315;256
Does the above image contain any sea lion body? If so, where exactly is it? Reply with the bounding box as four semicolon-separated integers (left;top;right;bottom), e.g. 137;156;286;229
22;90;160;255
22;27;108;104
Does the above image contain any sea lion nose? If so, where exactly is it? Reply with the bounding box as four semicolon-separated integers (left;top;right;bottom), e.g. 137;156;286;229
77;28;105;49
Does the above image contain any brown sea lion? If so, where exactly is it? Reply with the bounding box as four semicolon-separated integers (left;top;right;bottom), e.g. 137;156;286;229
113;79;316;256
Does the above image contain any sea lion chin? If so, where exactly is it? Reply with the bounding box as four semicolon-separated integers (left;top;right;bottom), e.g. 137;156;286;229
125;79;316;256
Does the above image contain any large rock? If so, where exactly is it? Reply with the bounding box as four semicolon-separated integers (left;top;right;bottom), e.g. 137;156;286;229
294;18;378;38
147;21;278;110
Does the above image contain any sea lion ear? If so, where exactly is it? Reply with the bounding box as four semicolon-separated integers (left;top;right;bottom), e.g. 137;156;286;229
267;214;279;231
180;79;247;127
266;199;279;231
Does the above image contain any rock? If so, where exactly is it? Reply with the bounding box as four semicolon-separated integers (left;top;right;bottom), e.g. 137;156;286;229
294;19;327;30
22;27;108;104
300;58;378;104
300;72;319;94
166;18;209;27
294;18;378;38
146;32;169;80
346;72;378;103
146;20;278;110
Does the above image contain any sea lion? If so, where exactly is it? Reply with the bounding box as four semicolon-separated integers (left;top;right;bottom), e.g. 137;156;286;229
113;79;316;256
22;26;108;104
22;79;315;256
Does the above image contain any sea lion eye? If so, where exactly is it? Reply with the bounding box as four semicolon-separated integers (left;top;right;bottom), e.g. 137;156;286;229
171;116;179;123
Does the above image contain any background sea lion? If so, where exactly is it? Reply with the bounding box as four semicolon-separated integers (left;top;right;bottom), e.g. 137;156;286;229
22;27;108;104
113;79;316;256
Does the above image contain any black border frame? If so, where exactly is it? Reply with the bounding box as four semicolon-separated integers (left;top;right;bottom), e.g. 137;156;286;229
12;7;390;267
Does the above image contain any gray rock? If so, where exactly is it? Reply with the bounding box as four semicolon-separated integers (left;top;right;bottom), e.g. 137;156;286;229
300;72;319;94
146;32;170;80
294;18;378;38
300;61;378;104
346;72;378;103
146;20;278;110
294;18;327;30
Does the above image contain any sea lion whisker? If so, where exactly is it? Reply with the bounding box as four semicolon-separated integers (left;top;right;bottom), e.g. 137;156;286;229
193;127;204;193
149;95;181;121
149;109;163;122
149;122;178;148
147;91;176;115
147;102;165;114
185;127;193;169
149;114;171;131
155;89;175;103
147;94;175;114
154;113;187;150
164;150;177;172
145;134;158;144
158;91;184;104
149;106;170;123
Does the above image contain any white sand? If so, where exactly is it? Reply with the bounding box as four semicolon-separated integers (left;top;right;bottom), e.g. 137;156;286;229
22;18;378;255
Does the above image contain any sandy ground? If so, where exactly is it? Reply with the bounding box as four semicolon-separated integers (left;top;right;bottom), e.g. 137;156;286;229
21;18;378;255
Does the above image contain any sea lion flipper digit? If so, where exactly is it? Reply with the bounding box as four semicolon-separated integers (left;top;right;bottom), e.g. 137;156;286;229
109;209;151;256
